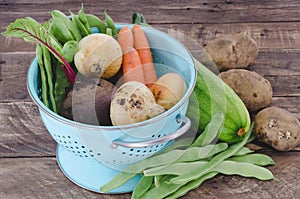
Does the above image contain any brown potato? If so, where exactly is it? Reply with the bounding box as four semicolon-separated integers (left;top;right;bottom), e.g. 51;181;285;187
219;69;272;112
255;107;300;151
201;33;258;71
60;77;115;126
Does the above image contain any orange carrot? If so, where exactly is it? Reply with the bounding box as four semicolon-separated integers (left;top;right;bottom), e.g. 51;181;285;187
118;27;133;53
122;49;145;83
118;27;145;83
133;24;157;87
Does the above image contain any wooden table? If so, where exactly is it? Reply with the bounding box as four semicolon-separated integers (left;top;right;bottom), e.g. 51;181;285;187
1;1;299;198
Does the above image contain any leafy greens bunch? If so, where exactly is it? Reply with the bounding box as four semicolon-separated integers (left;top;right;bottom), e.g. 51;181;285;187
2;5;117;113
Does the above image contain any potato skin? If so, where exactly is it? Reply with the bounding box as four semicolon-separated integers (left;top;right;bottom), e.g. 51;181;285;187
202;33;258;71
255;107;300;151
219;69;272;112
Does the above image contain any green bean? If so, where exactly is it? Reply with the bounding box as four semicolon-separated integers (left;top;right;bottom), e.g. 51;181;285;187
234;146;254;156
36;44;49;108
161;137;193;153
49;17;74;44
78;5;92;34
61;40;78;63
85;14;107;33
175;143;228;162
99;172;137;193
124;143;227;174
191;112;225;147
42;46;57;113
141;176;182;199
124;149;186;173
166;162;273;199
106;27;112;36
169;123;254;184
144;161;207;176
154;175;161;188
70;12;90;37
165;172;218;199
228;154;275;166
131;175;153;199
51;10;82;41
54;61;69;113
42;21;63;53
104;10;118;36
214;161;274;180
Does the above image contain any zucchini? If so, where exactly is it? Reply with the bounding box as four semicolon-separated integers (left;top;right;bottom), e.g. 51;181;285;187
188;59;251;143
130;13;250;143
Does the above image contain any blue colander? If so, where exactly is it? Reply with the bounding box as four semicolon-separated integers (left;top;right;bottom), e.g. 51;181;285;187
27;25;196;193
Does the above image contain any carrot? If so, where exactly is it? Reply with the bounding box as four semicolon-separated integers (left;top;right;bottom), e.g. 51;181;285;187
118;27;133;53
133;24;157;87
118;26;145;83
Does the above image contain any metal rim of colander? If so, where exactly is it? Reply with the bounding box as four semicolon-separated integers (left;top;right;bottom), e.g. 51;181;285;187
26;27;197;131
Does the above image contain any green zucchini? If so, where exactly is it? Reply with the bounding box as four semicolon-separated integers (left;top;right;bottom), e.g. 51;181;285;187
188;59;251;143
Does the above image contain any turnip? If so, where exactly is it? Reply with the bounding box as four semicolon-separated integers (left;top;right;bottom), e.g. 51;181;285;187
150;73;187;110
110;81;165;126
74;33;122;79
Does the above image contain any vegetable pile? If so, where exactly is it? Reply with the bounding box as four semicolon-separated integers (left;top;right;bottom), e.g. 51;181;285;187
204;32;300;151
2;5;278;199
100;119;274;198
3;6;187;126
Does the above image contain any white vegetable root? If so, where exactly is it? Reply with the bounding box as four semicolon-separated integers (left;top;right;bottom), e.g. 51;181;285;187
110;81;165;126
150;73;187;110
74;33;122;78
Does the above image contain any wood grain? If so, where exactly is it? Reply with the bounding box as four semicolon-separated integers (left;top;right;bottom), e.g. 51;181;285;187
3;22;300;52
0;1;299;198
0;102;56;157
0;150;299;199
2;0;300;26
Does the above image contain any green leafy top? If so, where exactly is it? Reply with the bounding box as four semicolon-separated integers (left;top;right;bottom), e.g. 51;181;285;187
2;17;76;83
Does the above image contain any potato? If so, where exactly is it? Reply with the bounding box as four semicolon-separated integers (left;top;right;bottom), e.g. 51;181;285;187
255;107;300;151
219;69;272;112
201;33;258;71
60;77;115;126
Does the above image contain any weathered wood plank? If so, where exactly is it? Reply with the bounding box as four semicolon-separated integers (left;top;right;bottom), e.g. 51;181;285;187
0;52;35;76
0;75;30;102
158;22;300;50
0;157;132;199
2;22;300;54
2;0;300;26
270;97;300;120
0;102;56;157
0;150;299;199
250;49;300;76
0;1;299;199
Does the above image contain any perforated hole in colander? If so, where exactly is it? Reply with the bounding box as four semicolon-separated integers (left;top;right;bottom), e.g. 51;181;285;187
52;133;94;158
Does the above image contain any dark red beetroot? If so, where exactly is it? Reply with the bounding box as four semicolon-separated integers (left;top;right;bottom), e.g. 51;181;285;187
60;77;115;126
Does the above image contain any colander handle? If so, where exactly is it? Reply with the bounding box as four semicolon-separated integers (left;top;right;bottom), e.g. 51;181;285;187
111;115;191;148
